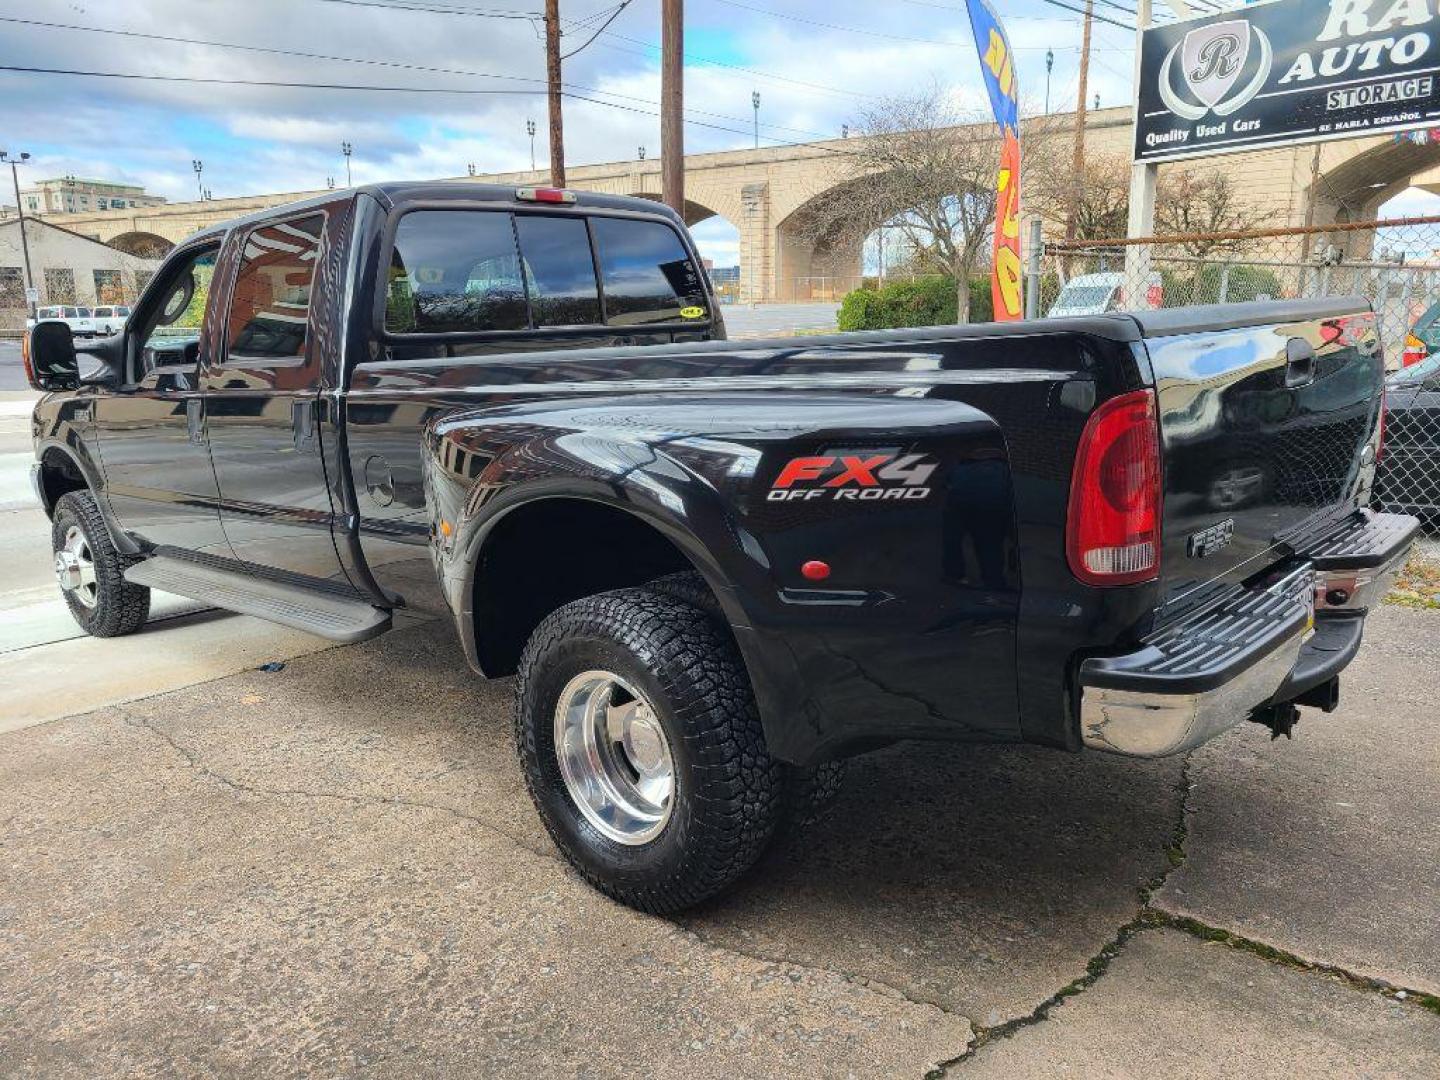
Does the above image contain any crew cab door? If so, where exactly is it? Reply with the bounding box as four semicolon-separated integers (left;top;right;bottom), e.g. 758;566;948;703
89;239;233;557
200;206;352;586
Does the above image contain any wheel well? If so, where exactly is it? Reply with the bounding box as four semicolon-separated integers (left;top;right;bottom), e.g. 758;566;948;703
474;499;698;676
38;449;88;515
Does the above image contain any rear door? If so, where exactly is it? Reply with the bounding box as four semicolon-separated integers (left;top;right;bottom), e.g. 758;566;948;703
201;205;352;585
1138;302;1384;615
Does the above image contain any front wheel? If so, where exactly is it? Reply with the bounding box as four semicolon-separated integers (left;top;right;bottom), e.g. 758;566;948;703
514;587;782;913
51;490;150;637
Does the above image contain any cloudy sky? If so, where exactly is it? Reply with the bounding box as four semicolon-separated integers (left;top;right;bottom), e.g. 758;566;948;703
0;0;1430;266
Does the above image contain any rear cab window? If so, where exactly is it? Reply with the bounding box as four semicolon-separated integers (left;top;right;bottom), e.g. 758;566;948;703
591;217;707;326
384;207;708;336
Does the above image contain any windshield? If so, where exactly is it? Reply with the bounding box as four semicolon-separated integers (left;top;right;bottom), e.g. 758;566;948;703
1052;284;1114;311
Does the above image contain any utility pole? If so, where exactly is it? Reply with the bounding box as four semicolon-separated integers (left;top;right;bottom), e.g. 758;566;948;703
661;0;684;214
545;0;566;187
1045;49;1054;114
1;150;35;318
342;142;353;186
751;91;760;149
1066;0;1093;244
192;159;204;201
526;118;537;172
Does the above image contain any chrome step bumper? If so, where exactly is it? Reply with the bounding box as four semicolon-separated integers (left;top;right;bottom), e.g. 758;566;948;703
1077;511;1417;758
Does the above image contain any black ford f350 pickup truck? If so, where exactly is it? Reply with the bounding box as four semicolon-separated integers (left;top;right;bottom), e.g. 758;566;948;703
25;183;1417;913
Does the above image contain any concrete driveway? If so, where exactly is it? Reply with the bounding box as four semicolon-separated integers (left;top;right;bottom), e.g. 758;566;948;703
1;376;1437;1076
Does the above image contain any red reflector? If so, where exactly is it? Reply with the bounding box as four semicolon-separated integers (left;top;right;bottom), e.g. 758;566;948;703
516;186;576;204
801;560;831;581
1066;389;1161;587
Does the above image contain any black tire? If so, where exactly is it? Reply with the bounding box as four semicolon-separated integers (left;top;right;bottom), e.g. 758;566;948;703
51;490;150;637
646;570;847;832
514;587;782;913
782;758;848;831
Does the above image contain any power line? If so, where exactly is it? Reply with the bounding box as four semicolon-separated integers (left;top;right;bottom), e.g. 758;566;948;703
590;28;874;100
0;15;832;139
560;0;631;60
0;63;852;148
708;0;950;45
308;0;540;17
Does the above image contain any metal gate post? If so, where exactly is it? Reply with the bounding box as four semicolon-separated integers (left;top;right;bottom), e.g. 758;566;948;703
1025;217;1043;319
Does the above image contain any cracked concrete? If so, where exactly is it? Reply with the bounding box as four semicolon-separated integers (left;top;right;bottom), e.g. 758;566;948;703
1;568;1437;1075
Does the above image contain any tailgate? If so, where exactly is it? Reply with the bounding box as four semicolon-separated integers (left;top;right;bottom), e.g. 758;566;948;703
1135;300;1384;616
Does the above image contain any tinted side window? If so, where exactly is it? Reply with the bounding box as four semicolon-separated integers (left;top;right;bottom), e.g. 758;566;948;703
514;215;601;327
387;211;527;334
592;217;707;326
226;215;324;364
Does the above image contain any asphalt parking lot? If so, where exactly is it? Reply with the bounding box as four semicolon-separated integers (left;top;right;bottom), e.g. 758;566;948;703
1;372;1437;1076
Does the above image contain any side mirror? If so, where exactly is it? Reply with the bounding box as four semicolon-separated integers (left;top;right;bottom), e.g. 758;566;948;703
23;321;78;391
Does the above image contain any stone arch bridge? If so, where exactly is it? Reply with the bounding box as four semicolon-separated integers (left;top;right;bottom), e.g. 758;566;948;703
39;107;1440;302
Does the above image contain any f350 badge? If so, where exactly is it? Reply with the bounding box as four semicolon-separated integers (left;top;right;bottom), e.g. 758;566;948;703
767;453;937;502
1187;518;1235;558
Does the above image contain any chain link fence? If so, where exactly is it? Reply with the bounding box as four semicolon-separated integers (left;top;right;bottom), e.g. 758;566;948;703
1034;215;1440;365
1036;215;1440;524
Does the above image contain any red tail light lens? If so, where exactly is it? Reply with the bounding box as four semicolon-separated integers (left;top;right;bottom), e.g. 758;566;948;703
1067;389;1161;586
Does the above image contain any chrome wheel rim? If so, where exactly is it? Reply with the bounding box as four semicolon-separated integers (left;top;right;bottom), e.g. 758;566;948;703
554;670;674;845
54;525;99;609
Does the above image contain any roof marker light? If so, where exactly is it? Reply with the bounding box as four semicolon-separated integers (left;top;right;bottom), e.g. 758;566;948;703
516;187;576;204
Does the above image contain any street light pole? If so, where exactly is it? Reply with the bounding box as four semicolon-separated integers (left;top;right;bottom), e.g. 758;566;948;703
192;159;203;201
341;142;353;186
526;119;537;172
1045;49;1054;114
1;150;35;318
751;91;760;149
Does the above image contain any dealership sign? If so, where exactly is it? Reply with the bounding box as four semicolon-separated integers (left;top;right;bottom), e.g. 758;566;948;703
1135;0;1440;162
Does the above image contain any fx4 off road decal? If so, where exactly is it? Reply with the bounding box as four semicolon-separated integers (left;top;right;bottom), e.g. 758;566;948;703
767;453;938;502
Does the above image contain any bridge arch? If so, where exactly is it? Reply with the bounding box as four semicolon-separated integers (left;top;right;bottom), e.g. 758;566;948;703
107;231;175;259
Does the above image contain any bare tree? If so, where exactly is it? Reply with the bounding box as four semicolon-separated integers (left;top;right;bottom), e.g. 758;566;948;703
807;89;1000;322
1026;135;1130;242
1155;170;1265;256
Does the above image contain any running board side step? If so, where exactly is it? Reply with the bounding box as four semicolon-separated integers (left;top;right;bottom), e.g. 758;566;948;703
124;555;392;643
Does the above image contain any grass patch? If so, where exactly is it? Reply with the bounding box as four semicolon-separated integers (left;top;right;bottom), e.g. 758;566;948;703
1386;553;1440;610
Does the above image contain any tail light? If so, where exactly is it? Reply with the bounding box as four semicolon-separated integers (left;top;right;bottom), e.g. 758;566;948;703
1066;389;1162;586
1402;332;1427;367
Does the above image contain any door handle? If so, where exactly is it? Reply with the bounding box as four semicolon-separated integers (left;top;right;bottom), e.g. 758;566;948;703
1284;337;1316;389
292;399;316;451
186;399;205;445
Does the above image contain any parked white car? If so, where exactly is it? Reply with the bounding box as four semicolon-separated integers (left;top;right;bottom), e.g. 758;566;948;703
1047;272;1163;317
27;305;97;338
91;305;132;335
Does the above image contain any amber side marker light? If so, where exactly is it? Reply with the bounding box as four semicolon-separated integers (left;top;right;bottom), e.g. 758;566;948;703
20;331;39;390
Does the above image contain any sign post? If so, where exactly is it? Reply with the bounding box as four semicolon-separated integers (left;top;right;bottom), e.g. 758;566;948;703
1125;0;1157;303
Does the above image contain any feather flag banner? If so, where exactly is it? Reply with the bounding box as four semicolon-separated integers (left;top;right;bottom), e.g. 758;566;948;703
965;0;1023;321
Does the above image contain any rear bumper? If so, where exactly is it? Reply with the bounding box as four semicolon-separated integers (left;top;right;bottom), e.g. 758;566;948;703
1077;510;1417;758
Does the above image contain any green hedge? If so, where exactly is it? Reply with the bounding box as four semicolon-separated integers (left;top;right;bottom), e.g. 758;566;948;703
836;275;995;331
